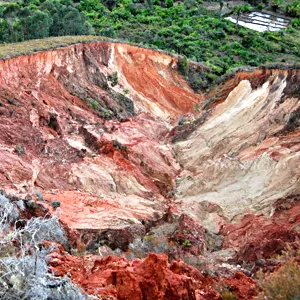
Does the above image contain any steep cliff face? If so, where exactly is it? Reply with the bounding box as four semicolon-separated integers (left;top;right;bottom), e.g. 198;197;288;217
0;42;200;120
0;41;300;299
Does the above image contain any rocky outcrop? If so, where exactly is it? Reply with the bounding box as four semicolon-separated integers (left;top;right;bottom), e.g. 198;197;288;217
48;243;258;299
222;195;300;268
49;248;218;299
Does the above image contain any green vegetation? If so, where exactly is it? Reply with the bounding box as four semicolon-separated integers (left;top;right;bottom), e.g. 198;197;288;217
183;239;191;247
214;282;239;300
51;199;61;209
220;291;238;300
259;260;300;299
14;144;26;155
287;0;300;17
87;97;99;110
77;0;300;82
112;140;128;151
107;71;119;87
0;0;300;88
177;56;189;78
0;0;93;43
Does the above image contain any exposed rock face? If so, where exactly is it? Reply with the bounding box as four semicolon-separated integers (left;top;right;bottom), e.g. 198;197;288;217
222;195;300;267
0;41;300;299
49;248;218;300
0;42;200;248
48;244;258;300
175;69;300;224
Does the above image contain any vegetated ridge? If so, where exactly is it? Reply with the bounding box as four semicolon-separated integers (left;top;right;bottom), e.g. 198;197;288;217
1;0;300;90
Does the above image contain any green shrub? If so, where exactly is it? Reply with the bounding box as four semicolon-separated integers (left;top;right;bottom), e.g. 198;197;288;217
183;239;191;247
291;18;300;27
104;110;112;119
107;71;118;87
271;0;282;12
286;0;300;17
257;3;263;10
87;98;99;110
258;243;300;300
166;0;174;8
14;144;26;155
177;56;189;77
51;199;61;209
214;282;238;300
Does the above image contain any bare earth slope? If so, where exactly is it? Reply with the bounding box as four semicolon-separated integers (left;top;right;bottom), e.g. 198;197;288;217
175;69;300;224
0;41;200;241
0;41;299;299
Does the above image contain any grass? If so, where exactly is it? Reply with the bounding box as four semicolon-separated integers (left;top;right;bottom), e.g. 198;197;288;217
0;36;111;60
258;259;300;299
257;243;300;300
0;35;196;61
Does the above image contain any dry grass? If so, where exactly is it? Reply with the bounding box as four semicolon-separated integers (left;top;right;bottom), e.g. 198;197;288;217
258;259;300;300
0;35;112;60
258;243;300;300
0;35;209;70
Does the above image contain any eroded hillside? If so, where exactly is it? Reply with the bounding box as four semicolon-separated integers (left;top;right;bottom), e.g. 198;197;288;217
175;68;300;222
0;41;299;299
0;41;200;236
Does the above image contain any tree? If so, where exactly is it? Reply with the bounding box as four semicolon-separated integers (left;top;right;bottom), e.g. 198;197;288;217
271;0;282;12
233;4;251;29
219;0;224;18
63;9;90;35
178;56;189;78
166;0;174;8
99;25;116;37
79;0;106;13
50;12;64;36
25;10;52;39
145;0;154;12
2;2;20;20
1;3;20;41
102;0;118;11
0;19;9;42
184;0;198;10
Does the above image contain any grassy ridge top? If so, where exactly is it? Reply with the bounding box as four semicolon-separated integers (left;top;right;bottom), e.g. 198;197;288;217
0;35;198;61
0;36;110;60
